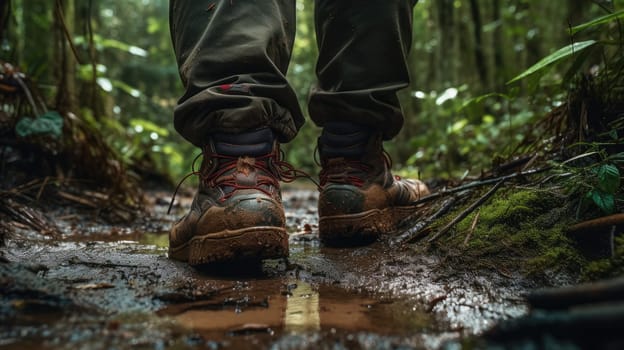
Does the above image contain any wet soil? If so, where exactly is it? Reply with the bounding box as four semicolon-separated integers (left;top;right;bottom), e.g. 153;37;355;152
1;188;533;349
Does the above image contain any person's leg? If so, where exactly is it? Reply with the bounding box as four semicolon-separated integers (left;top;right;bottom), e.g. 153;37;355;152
311;0;430;244
170;0;303;146
309;0;416;139
168;0;300;266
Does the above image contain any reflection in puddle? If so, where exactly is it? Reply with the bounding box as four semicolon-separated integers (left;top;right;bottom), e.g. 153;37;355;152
138;231;169;248
284;282;320;332
158;281;433;339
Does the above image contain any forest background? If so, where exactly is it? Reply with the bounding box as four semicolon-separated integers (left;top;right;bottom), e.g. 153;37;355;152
2;0;621;184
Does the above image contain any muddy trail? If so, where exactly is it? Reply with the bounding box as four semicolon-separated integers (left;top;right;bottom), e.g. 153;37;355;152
1;188;542;349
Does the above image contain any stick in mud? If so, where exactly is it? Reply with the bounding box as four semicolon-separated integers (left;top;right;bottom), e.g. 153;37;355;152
395;196;458;245
427;179;505;244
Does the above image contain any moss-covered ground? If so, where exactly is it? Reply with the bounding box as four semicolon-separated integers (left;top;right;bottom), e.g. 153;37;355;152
427;186;623;283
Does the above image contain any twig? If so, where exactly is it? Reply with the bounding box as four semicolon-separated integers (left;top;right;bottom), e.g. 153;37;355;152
426;294;448;313
521;154;539;172
463;209;480;247
427;180;505;244
57;190;98;208
36;176;50;202
408;167;551;206
2;200;59;235
395;196;459;245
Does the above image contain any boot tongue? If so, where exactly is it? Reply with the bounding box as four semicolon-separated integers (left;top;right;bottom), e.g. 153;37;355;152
234;157;258;186
204;128;276;193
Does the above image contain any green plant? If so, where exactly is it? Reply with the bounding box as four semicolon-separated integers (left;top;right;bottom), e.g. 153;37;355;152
555;147;624;215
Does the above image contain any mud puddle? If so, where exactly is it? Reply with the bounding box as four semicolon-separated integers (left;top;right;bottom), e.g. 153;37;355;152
0;189;529;349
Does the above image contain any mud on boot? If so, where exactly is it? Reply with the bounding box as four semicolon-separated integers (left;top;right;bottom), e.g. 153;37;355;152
169;128;290;266
318;122;430;245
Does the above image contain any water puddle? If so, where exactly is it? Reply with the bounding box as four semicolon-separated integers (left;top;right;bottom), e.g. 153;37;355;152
161;281;432;334
155;279;439;348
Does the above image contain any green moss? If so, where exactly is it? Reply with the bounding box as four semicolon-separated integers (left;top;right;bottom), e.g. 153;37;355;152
431;186;624;281
440;189;586;278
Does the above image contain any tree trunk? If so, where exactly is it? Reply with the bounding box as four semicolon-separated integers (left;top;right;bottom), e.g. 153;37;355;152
0;0;10;48
491;0;505;89
436;0;455;86
53;0;77;115
469;0;488;91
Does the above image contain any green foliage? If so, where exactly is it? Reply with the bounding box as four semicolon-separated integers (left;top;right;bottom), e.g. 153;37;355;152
75;34;148;57
595;163;620;192
397;86;544;179
576;162;622;215
400;2;583;178
507;40;597;84
586;162;621;211
570;9;624;35
555;147;624;216
5;0;622;184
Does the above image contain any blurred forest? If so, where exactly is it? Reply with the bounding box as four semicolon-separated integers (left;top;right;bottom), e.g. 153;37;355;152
1;0;623;183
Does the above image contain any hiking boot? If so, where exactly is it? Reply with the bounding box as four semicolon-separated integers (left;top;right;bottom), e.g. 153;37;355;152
169;128;289;266
318;122;430;244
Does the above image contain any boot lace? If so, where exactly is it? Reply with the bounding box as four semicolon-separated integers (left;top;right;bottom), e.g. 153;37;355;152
167;145;318;214
317;149;393;187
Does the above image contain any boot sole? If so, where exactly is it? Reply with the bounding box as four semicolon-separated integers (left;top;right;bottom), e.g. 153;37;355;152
169;226;288;266
319;206;417;245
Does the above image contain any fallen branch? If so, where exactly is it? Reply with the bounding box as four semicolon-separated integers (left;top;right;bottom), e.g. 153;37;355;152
527;276;624;310
567;213;624;236
57;190;98;208
427;180;505;244
394;196;459;245
1;198;60;236
409;167;551;206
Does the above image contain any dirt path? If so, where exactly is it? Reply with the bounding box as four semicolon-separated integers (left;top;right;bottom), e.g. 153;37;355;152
1;189;531;349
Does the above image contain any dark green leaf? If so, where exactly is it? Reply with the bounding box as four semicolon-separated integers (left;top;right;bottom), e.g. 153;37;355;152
570;9;624;34
591;190;615;214
609;129;618;140
507;40;597;84
597;164;621;194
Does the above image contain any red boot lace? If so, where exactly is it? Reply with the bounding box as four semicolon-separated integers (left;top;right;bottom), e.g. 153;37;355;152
167;145;317;213
317;150;393;188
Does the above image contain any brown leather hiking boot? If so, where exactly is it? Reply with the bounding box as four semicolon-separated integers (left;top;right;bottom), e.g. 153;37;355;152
169;128;289;266
318;122;430;244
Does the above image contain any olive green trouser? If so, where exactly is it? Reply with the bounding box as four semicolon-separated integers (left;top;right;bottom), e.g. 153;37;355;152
169;0;417;146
